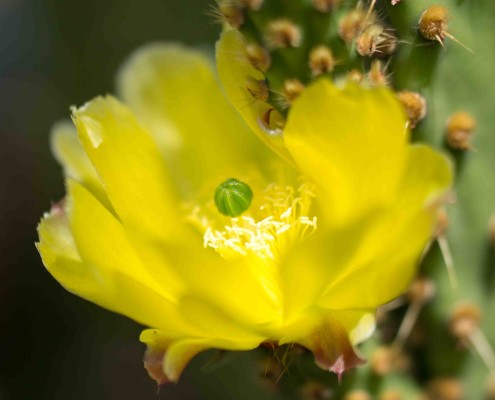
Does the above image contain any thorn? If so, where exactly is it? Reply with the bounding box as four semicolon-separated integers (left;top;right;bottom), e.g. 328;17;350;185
435;34;445;47
469;328;495;373
445;31;475;54
437;234;458;290
366;0;377;20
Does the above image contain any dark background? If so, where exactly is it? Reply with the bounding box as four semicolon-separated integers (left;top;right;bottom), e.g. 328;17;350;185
0;1;218;398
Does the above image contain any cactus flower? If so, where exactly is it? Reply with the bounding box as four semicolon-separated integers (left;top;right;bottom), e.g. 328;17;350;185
36;34;452;385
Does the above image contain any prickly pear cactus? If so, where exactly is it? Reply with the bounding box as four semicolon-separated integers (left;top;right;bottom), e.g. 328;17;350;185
168;1;495;399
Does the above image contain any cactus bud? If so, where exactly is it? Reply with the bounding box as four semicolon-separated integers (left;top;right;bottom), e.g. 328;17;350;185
240;0;264;11
370;346;395;376
338;8;369;44
281;78;305;108
345;390;371;400
309;45;336;76
311;0;340;13
368;59;389;86
380;390;403;400
218;2;245;29
426;378;463;400
347;69;364;83
265;19;302;49
445;111;476;150
396;90;427;128
356;24;396;57
214;178;253;217
245;42;271;72
435;208;449;237
419;5;448;43
449;302;482;340
245;76;269;102
408;277;436;304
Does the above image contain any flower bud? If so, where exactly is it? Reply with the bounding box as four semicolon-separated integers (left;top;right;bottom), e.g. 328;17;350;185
214;178;253;217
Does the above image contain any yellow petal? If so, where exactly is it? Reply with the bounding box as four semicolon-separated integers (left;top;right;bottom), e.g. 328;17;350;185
142;329;261;384
50;120;111;210
216;29;295;165
38;179;192;334
72;96;179;241
318;145;453;309
177;250;283;329
284;80;409;228
117;42;260;192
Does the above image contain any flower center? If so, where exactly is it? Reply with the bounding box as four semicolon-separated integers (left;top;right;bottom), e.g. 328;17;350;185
200;182;317;260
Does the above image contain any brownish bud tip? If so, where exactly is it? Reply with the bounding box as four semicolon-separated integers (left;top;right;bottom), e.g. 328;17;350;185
419;5;449;42
245;76;269;102
345;390;372;400
245;42;271;72
309;45;336;76
312;0;341;13
240;0;264;11
449;302;482;340
356;24;396;57
408;277;436;304
445;111;476;150
339;8;369;44
265;19;302;49
368;59;389;86
218;2;244;28
380;390;403;400
426;378;463;400
396;90;427;128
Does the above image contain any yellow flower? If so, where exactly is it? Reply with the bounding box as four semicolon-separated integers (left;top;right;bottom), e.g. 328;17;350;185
37;30;452;384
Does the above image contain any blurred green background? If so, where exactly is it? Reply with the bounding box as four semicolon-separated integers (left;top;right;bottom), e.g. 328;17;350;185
0;1;218;398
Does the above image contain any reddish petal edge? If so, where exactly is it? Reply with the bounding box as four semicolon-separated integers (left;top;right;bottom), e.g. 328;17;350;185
144;346;170;386
302;319;365;381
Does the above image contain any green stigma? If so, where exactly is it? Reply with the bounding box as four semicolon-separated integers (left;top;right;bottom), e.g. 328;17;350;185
214;178;253;217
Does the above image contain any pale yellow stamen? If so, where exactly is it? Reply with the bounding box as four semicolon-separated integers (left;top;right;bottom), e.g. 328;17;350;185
203;183;317;259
